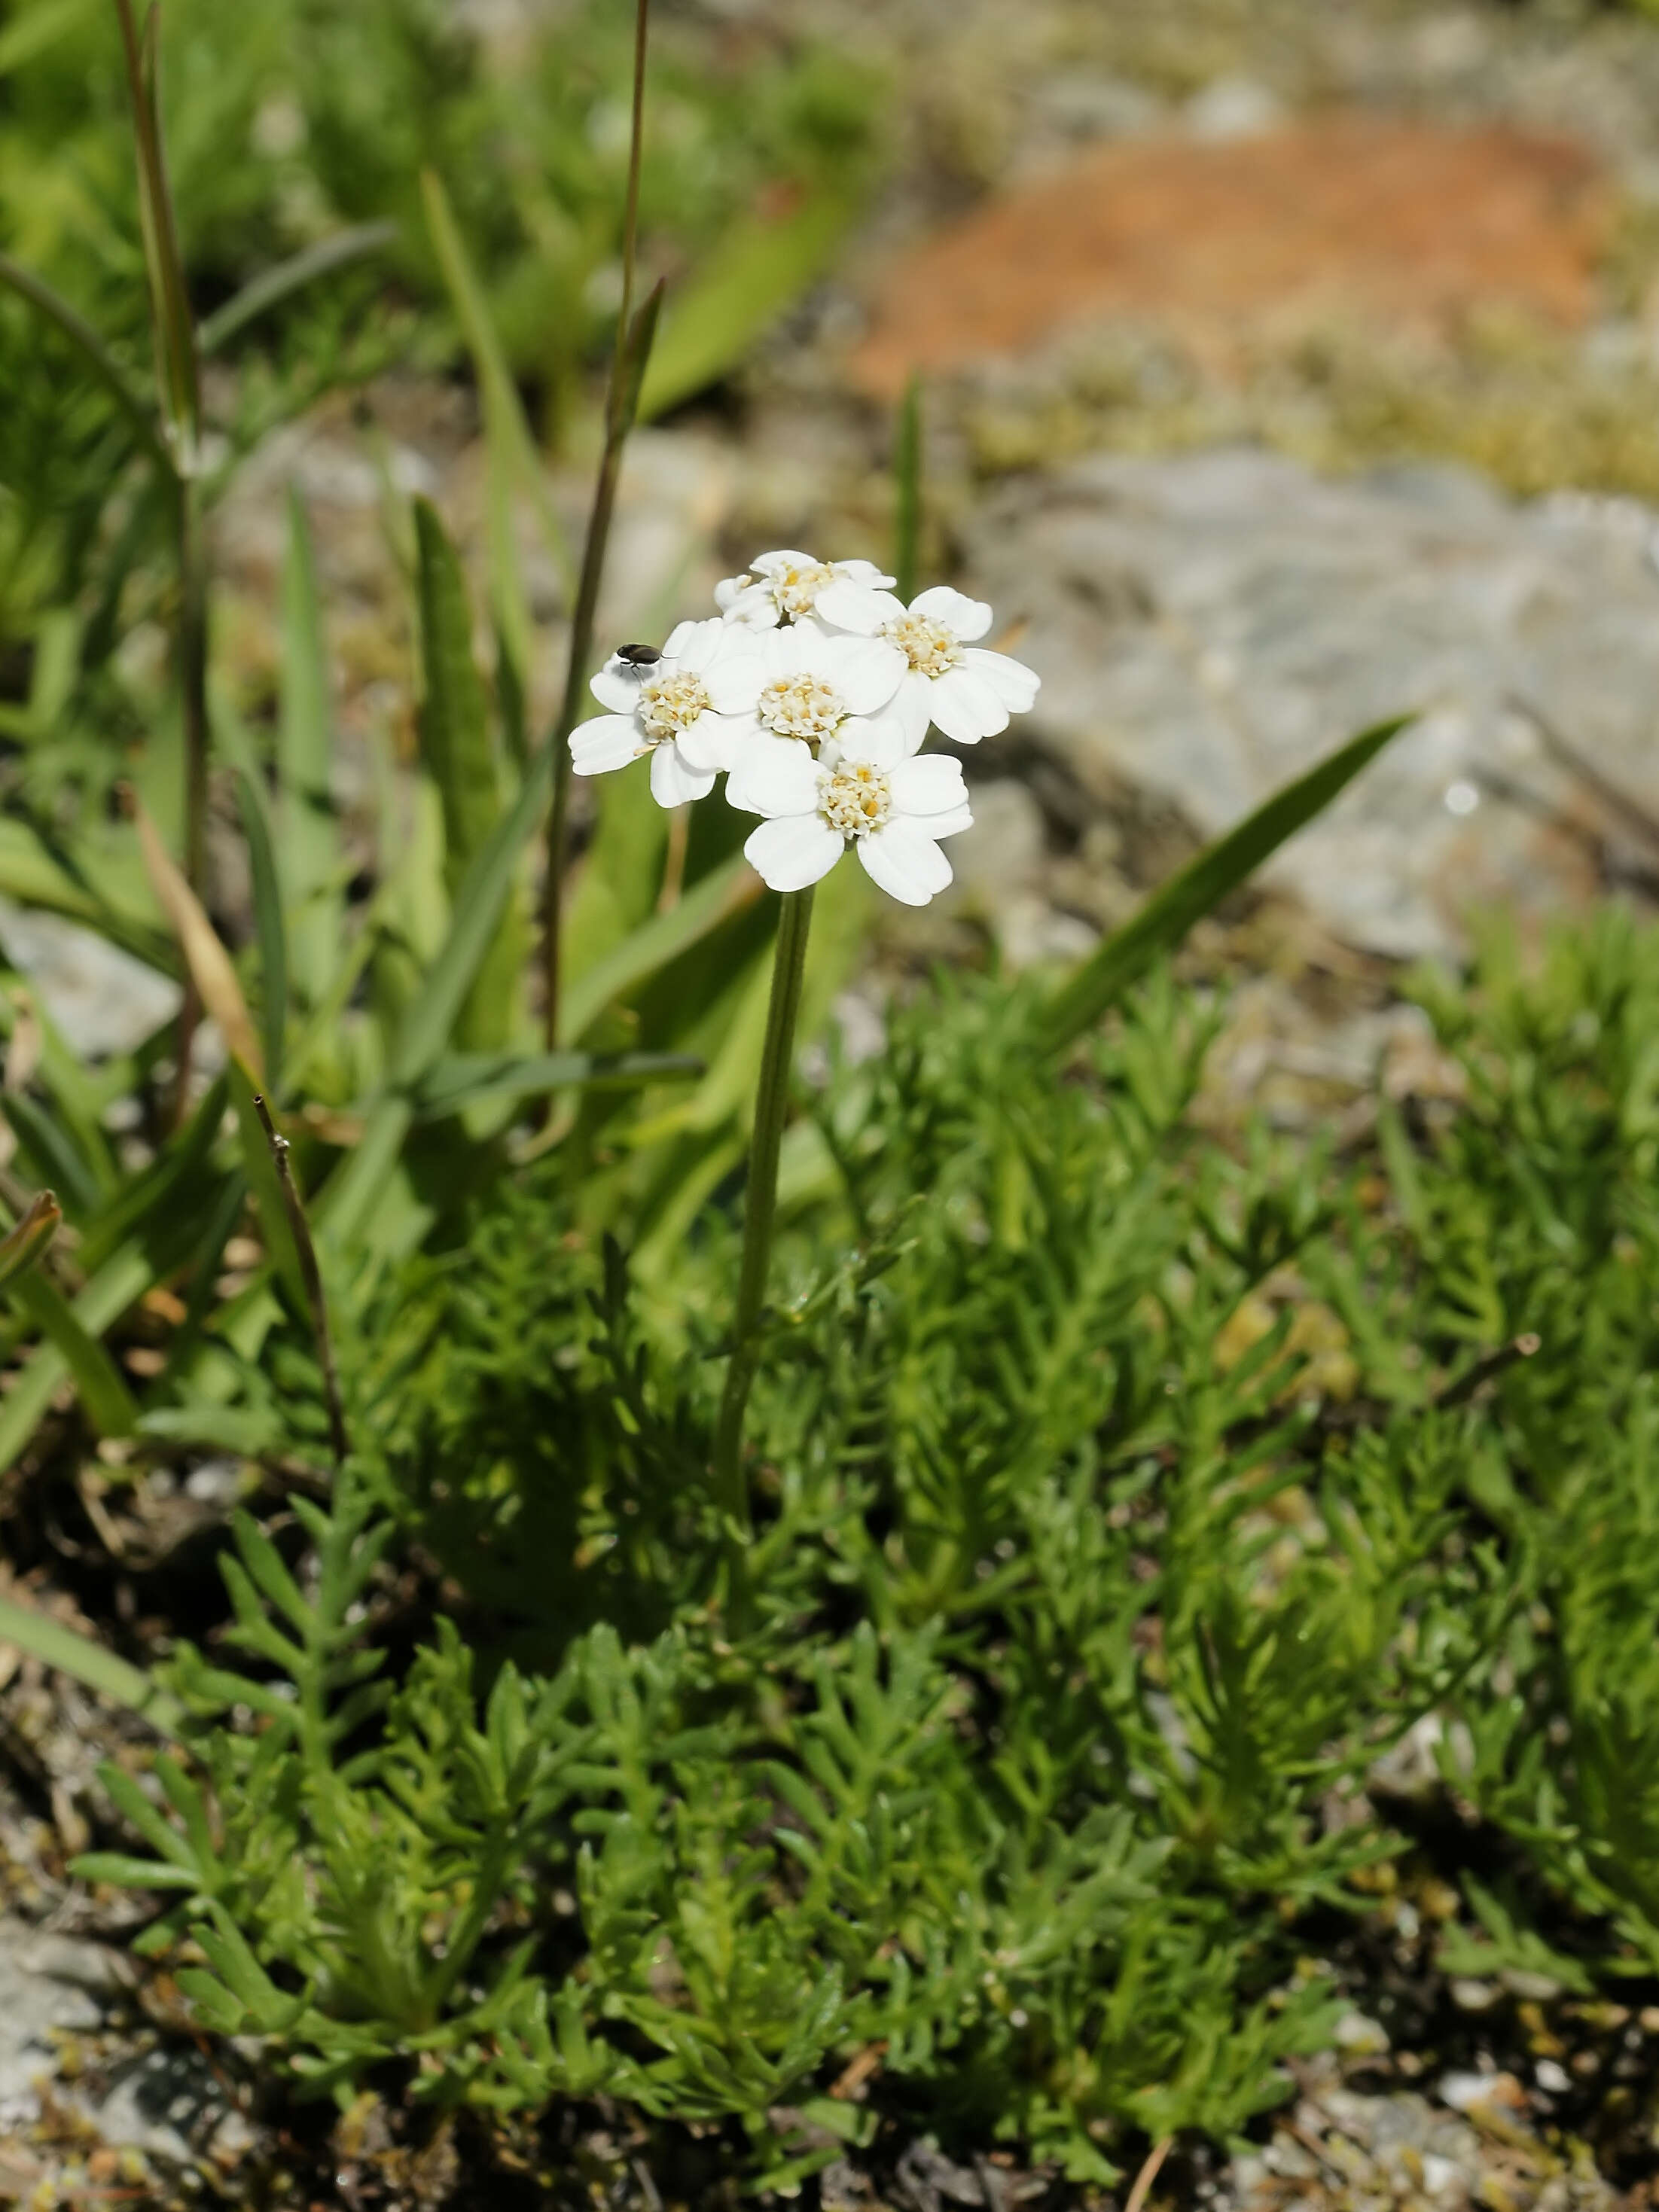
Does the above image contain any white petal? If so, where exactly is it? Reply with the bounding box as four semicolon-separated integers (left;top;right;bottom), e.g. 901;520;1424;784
926;801;974;841
721;587;780;629
858;819;953;905
727;735;819;816
963;646;1040;711
835;714;909;770
570;714;643;775
752;549;820;576
714;574;750;612
745;815;844;892
890;754;968;815
813;577;889;635
761;624;813;678
889;671;936;751
651;745;715;808
829;635;907;715
927;665;1008;744
703;651;765;714
675;709;739;772
834;559;897;587
911;585;993;642
677;618;730;675
590;660;643;714
663;619;700;659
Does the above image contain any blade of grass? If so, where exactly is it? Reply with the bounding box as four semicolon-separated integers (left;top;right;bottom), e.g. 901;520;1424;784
278;489;342;1007
561;851;760;1041
0;1244;153;1473
197;222;397;355
414;1049;700;1120
1035;714;1417;1056
114;0;198;451
413;496;520;1053
636;181;859;422
0;1597;183;1737
420;170;573;615
5;1252;140;1440
0;253;169;473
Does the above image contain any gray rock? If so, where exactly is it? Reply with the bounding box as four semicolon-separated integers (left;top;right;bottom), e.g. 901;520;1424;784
0;1914;250;2174
0;898;179;1061
962;449;1659;961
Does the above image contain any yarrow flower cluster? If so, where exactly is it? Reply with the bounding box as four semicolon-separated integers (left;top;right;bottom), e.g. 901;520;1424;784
569;550;1040;906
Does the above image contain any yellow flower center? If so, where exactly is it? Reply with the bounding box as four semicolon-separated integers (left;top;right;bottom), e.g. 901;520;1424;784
638;671;710;742
883;611;961;679
759;672;846;746
818;760;892;840
771;562;836;617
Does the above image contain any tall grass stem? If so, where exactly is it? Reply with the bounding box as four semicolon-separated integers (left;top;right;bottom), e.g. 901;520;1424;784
712;885;815;1628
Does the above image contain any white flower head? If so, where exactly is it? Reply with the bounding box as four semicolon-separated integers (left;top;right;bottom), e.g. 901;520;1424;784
569;619;764;808
715;550;897;633
827;583;1040;750
720;621;906;778
730;716;972;906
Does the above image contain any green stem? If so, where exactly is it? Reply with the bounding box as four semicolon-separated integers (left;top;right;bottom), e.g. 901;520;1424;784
712;887;814;1627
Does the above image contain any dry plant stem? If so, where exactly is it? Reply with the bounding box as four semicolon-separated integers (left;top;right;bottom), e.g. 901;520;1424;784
1124;2137;1175;2212
1435;1330;1542;1412
171;469;211;1123
712;887;815;1629
252;1095;350;1470
540;0;651;1056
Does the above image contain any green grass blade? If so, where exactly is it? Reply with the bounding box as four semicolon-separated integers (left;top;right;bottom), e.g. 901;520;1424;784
6;1263;140;1440
319;742;557;1249
115;0;199;446
636;184;858;420
279;489;343;1006
1036;714;1415;1056
0;252;169;474
0;1598;183;1737
563;853;761;1042
197;222;396;355
415;1049;700;1120
233;769;288;1087
893;374;922;602
0;1244;151;1473
413;495;521;1053
421;169;573;598
0;1192;59;1292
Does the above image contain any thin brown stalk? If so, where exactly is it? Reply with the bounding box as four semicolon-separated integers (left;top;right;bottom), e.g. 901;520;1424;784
1123;2137;1174;2212
540;0;653;1056
252;1095;350;1470
1435;1331;1542;1413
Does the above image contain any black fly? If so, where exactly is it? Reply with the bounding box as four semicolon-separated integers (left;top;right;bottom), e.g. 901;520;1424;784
615;641;661;667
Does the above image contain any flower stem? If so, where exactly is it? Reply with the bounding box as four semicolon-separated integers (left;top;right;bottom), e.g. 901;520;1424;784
712;886;814;1627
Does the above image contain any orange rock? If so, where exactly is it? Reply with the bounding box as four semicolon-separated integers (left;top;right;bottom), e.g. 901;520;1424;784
849;117;1612;397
